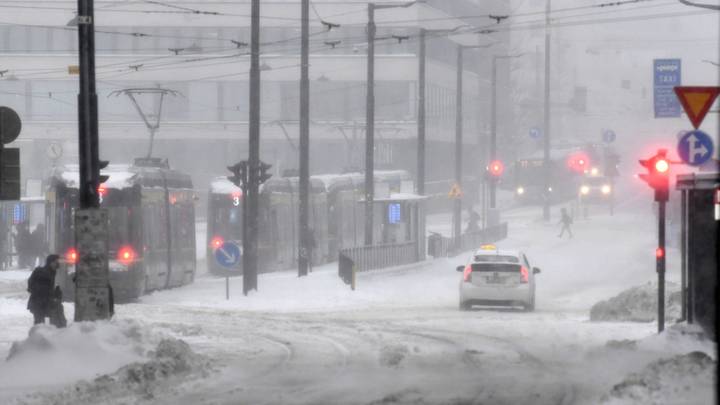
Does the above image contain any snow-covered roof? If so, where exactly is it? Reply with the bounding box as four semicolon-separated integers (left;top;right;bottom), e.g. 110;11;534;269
56;165;137;190
210;177;242;194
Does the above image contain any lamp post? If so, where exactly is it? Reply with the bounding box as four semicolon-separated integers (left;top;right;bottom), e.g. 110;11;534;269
365;1;417;246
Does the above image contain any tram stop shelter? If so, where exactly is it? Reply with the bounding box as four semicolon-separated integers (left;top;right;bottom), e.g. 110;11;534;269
676;172;719;340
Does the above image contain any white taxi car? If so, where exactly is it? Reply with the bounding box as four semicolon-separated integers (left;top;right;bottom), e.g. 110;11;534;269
457;245;541;311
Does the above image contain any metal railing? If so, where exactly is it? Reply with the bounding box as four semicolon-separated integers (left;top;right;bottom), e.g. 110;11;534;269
428;222;508;258
339;241;418;273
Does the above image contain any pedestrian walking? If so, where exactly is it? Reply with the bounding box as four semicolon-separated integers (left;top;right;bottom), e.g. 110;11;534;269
465;208;480;234
27;254;65;327
30;223;48;268
557;207;574;239
15;222;31;268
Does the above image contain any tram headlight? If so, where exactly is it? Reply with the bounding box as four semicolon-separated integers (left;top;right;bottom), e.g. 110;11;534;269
117;245;137;266
516;187;525;195
65;247;78;265
601;184;611;194
580;185;590;195
210;236;224;251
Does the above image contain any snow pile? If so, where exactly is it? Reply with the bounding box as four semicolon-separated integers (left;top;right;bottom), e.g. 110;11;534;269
33;338;211;405
0;319;161;388
589;282;682;322
602;351;716;405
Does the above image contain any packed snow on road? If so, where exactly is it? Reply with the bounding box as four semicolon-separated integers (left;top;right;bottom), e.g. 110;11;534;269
0;182;715;405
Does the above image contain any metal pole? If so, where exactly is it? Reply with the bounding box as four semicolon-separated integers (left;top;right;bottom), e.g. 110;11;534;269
417;28;426;196
244;0;261;294
298;0;310;277
453;45;463;247
490;55;497;209
658;200;666;333
542;0;551;221
680;190;687;320
75;0;109;322
364;3;375;246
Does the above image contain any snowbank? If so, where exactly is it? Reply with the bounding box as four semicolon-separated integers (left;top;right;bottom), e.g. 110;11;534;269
0;319;162;389
589;282;682;322
602;351;716;405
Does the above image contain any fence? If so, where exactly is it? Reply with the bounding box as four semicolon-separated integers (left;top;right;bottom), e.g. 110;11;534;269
339;241;418;273
428;222;508;258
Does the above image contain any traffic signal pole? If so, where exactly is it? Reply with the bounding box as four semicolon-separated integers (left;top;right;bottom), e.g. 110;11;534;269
364;3;376;246
542;0;552;221
245;0;261;294
417;28;426;197
658;200;666;332
453;45;463;248
75;0;110;321
298;0;310;277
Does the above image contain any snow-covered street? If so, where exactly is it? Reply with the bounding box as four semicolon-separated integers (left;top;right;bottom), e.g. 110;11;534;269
0;186;715;404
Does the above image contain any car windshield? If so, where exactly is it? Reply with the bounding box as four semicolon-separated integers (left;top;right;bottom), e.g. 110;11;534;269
471;263;521;273
473;255;519;263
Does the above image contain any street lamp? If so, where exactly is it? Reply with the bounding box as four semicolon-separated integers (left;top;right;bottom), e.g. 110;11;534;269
364;1;418;246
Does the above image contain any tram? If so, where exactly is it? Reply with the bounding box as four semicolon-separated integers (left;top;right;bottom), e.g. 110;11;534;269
48;157;197;302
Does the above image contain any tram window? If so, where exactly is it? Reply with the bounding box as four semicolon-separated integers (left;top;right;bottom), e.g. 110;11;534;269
107;208;130;253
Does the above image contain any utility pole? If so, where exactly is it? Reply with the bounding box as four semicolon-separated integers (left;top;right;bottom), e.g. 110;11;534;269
74;0;110;321
244;0;261;294
417;28;426;196
364;1;417;246
364;2;376;246
298;0;310;277
542;0;552;221
453;45;463;248
490;55;497;210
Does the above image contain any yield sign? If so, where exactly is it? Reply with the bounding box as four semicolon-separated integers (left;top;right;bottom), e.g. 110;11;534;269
673;86;720;129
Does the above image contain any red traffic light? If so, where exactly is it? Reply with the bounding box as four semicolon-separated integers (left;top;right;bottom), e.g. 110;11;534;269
655;247;664;258
488;160;504;177
638;149;671;202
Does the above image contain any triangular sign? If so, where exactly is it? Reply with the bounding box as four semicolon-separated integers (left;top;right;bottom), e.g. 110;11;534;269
673;86;720;129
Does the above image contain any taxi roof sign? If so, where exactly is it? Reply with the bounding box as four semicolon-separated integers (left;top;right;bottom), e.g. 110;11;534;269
673;86;720;129
479;244;497;251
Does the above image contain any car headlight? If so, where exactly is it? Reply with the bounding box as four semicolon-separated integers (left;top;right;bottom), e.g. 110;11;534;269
580;185;590;195
601;184;611;194
516;187;525;195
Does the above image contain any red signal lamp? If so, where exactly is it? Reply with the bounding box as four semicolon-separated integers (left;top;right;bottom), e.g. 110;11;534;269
117;245;137;265
638;149;671;202
211;236;224;250
656;247;664;259
488;160;505;177
65;247;78;265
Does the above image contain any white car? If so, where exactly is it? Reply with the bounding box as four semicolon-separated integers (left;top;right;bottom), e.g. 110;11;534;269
457;245;541;311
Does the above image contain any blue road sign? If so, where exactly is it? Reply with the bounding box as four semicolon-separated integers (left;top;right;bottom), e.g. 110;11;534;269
602;129;616;143
12;204;25;225
653;59;682;118
677;130;714;166
529;127;541;139
214;242;241;268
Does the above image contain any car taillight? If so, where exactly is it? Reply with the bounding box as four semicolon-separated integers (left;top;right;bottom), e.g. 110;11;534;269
117;245;137;266
211;236;224;250
65;248;78;265
463;265;472;282
520;266;529;283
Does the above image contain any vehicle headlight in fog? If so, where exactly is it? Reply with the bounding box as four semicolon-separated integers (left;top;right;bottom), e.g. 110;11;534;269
516;187;525;195
580;186;590;195
590;167;599;176
601;184;611;194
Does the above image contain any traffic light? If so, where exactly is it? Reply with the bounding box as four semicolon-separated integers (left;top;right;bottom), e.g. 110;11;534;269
98;159;109;184
638;149;670;202
487;160;504;179
0;148;20;200
258;161;272;185
227;161;248;187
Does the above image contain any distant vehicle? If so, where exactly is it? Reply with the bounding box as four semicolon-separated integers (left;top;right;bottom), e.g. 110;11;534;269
514;144;603;204
578;174;614;204
48;158;197;302
457;245;541;311
207;170;412;276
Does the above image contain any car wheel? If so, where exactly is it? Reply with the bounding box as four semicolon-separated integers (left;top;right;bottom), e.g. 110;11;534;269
459;301;471;311
524;296;536;312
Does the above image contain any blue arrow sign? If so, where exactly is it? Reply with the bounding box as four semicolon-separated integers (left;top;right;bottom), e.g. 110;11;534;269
602;129;616;144
214;241;241;268
677;130;714;166
529;127;541;139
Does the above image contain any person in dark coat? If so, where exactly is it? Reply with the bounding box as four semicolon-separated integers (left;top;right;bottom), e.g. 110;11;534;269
466;208;481;234
30;223;48;268
16;222;32;268
27;254;61;325
557;208;574;239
